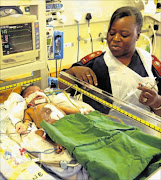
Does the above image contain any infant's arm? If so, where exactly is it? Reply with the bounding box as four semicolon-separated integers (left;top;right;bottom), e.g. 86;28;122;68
15;108;32;134
52;103;80;114
24;108;33;125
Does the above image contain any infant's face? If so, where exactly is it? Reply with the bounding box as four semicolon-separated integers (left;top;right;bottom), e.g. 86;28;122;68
32;94;47;105
24;86;43;98
24;86;47;105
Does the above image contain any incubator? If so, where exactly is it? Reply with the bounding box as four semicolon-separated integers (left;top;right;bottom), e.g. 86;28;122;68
59;71;161;138
0;72;161;180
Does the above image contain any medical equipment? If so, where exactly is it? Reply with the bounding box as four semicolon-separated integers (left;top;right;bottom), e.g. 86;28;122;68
46;25;54;58
122;80;158;102
46;2;64;13
46;0;64;25
46;28;64;60
25;91;49;105
47;30;63;77
59;71;161;135
0;14;40;69
48;77;58;88
53;30;64;60
0;77;42;92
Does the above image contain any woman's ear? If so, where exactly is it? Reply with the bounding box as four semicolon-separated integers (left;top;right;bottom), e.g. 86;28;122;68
136;31;141;41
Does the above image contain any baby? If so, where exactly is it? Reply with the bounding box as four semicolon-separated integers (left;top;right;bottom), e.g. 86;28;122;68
15;85;91;134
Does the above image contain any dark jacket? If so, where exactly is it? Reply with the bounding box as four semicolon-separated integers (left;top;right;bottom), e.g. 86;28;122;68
68;51;161;114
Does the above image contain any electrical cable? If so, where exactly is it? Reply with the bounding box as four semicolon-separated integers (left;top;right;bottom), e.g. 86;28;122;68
104;114;124;124
139;33;152;55
86;13;93;53
88;21;93;53
59;59;62;75
27;148;57;154
56;59;58;78
47;64;52;77
28;152;79;168
0;130;31;135
45;87;81;111
148;19;157;55
0;6;23;17
76;21;80;62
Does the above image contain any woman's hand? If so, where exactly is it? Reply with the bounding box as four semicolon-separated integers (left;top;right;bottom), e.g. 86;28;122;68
137;85;161;110
67;66;98;86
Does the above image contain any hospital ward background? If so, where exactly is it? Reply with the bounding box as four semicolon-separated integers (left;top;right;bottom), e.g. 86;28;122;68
0;0;161;179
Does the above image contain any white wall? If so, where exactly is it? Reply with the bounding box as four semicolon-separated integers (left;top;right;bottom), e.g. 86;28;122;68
47;0;145;74
53;0;144;26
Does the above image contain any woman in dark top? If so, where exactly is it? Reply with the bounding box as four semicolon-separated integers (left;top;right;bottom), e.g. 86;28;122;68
59;6;161;117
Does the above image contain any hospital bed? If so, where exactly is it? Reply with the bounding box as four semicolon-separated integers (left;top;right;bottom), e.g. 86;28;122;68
0;72;161;180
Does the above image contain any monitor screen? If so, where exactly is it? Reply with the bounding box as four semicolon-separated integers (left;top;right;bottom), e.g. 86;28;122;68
1;23;33;56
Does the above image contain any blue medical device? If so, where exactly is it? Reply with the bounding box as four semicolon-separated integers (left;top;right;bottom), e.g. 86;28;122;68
53;31;63;59
48;77;58;88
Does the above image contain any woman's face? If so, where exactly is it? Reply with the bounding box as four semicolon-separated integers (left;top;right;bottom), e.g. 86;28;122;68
107;16;140;58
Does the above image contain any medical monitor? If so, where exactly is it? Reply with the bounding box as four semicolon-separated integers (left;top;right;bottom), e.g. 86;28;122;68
0;15;40;69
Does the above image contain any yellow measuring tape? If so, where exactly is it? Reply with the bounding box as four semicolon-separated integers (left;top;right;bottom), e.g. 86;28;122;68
58;77;161;133
0;77;42;91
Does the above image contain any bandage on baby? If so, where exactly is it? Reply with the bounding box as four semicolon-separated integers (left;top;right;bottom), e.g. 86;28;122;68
25;91;48;105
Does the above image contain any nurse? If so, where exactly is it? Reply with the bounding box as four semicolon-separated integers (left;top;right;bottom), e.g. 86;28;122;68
59;6;161;116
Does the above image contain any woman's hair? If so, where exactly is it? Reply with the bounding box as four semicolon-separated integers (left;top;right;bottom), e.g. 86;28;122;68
108;6;143;32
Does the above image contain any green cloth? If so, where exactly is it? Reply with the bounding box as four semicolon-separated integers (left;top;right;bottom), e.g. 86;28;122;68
40;111;161;180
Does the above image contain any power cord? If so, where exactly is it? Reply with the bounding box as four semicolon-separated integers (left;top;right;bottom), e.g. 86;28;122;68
76;21;80;62
47;64;52;77
86;13;93;53
0;6;23;17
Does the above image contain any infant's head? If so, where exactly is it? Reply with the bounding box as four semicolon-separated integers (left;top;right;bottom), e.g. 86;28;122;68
21;85;43;98
21;86;48;106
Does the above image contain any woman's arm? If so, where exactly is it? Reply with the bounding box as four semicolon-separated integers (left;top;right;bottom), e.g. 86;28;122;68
58;66;98;91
